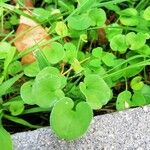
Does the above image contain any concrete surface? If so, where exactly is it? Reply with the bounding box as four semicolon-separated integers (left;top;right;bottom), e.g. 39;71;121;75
12;106;150;150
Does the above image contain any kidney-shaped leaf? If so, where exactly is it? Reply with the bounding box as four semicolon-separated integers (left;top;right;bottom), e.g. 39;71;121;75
43;42;65;64
79;74;112;109
50;97;93;140
110;34;128;53
32;67;65;108
68;13;91;30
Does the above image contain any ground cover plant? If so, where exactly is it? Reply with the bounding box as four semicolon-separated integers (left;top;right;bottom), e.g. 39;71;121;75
1;0;150;149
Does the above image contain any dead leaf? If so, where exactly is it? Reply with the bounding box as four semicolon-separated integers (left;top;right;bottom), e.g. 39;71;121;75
14;11;51;64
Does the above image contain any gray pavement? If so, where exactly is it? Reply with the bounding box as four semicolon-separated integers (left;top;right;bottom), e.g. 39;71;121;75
12;105;150;150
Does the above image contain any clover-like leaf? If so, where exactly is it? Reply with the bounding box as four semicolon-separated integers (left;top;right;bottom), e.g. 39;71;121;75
89;8;106;27
116;90;132;111
143;6;150;21
32;67;65;108
79;74;112;109
130;76;144;91
43;42;65;64
110;34;128;53
68;13;91;30
50;97;93;140
126;32;148;50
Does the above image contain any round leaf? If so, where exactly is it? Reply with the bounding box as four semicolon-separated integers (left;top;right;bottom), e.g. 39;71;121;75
50;97;93;140
43;42;65;64
68;13;91;30
32;67;65;108
79;74;112;109
110;34;128;53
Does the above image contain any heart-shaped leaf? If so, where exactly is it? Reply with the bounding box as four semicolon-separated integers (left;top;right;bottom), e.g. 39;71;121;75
79;74;112;109
110;34;128;53
50;97;93;140
89;8;106;27
130;76;144;91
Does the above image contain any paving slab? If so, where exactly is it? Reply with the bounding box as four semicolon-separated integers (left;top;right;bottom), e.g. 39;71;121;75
12;106;150;150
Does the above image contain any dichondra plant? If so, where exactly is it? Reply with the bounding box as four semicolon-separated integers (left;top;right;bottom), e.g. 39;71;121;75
1;0;150;149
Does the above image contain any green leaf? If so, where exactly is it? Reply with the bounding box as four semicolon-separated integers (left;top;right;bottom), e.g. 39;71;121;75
9;101;24;116
140;85;150;104
89;8;106;27
79;74;112;109
119;8;138;16
63;42;77;64
21;81;35;105
68;13;91;30
0;126;12;150
32;67;65;108
130;76;144;91
92;47;103;59
131;92;147;107
116;90;132;111
119;8;139;26
110;34;128;53
0;42;11;59
77;0;96;13
143;6;150;20
137;45;150;55
126;32;148;50
24;62;40;77
102;52;116;67
33;8;51;22
43;42;65;64
50;97;93;140
71;59;83;74
8;61;22;76
105;24;123;41
55;21;68;36
3;47;16;77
